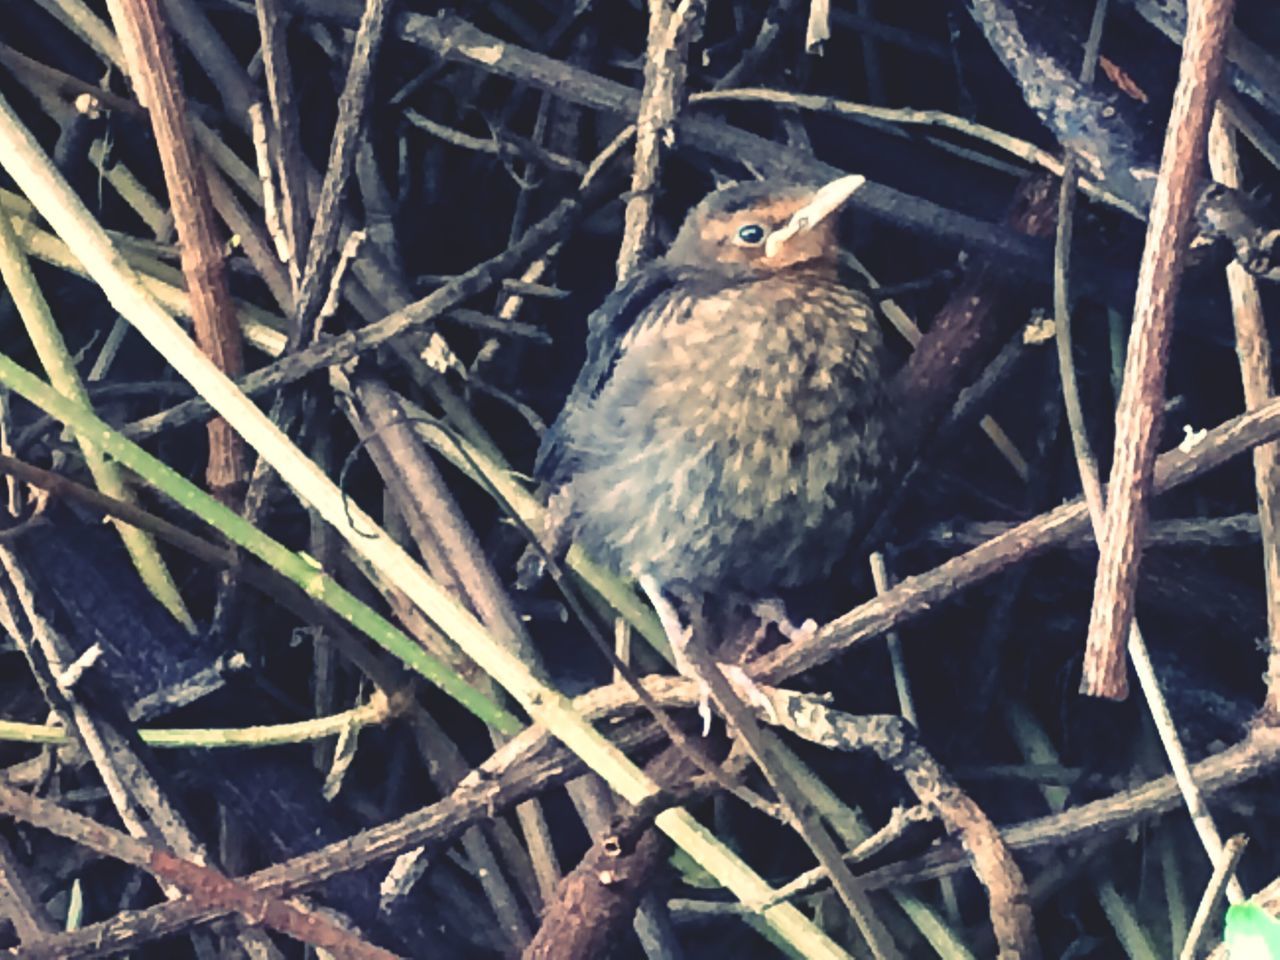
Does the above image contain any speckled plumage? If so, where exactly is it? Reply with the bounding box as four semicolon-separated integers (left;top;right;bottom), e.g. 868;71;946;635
537;178;892;595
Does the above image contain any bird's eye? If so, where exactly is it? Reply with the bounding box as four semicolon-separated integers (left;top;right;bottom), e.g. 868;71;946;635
735;223;766;246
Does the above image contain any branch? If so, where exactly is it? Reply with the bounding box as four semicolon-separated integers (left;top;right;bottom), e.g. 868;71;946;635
1083;0;1238;700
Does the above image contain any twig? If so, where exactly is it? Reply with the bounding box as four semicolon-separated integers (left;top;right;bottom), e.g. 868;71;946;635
690;87;1141;216
1207;111;1280;719
404;109;586;175
758;697;1040;959
914;514;1262;550
292;0;393;342
1083;0;1238;700
254;0;312;300
107;0;247;500
869;552;917;726
616;0;704;280
0;783;401;959
1180;834;1248;960
760;805;935;907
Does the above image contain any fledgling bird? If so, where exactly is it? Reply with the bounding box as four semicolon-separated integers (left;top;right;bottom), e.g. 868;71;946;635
536;175;894;614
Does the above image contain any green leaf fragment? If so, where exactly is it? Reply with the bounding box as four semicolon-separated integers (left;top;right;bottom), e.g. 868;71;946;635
1225;904;1280;959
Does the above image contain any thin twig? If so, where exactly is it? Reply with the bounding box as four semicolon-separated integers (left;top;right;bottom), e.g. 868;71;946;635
869;552;917;727
254;0;312;302
616;0;704;280
292;0;393;340
0;783;401;959
1180;834;1248;960
1207;111;1280;719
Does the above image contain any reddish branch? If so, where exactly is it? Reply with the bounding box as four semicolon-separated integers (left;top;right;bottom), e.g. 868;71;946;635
522;817;667;960
109;0;246;502
890;173;1059;450
0;782;399;959
1082;0;1238;699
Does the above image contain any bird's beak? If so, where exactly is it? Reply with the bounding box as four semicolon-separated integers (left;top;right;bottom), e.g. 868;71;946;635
764;174;865;258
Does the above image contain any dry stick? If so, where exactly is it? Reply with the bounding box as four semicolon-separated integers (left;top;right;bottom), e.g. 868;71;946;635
521;826;667;960
1054;0;1240;909
615;0;704;281
254;0;312;303
347;380;537;952
0;783;401;960
670;629;904;960
869;552;916;726
1180;834;1248;960
918;513;1263;550
0;834;57;941
293;0;393;340
106;0;247;500
522;745;736;960
1207;112;1280;719
403;110;586;175
1083;0;1238;699
763;701;1038;959
16;695;1280;960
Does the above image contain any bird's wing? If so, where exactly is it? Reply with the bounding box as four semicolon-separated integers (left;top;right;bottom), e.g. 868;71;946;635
535;263;687;486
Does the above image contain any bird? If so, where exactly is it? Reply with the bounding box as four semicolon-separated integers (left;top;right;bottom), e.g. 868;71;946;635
533;177;902;950
535;174;894;618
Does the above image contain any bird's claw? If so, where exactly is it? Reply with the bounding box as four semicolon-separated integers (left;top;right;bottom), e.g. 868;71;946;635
696;683;713;736
751;598;818;645
641;575;715;735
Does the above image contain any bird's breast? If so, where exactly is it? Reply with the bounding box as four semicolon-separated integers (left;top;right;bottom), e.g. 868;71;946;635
565;274;891;590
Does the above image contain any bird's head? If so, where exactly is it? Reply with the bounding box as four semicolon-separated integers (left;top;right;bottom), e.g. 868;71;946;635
666;174;865;275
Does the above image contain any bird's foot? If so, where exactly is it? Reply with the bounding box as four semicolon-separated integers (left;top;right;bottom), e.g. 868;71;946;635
751;598;818;647
640;575;713;736
515;488;574;590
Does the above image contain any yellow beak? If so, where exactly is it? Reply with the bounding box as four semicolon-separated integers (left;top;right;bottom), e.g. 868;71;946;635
764;174;865;258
